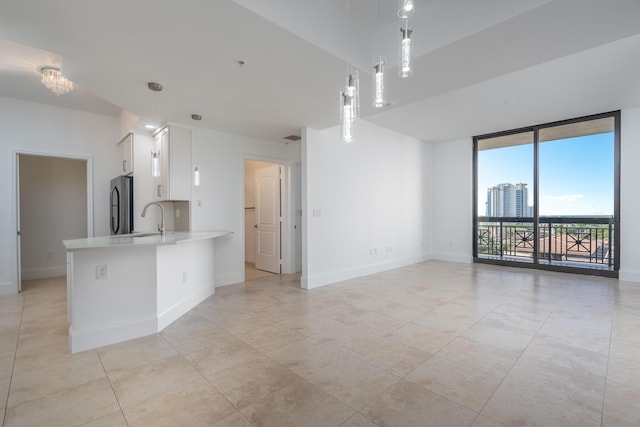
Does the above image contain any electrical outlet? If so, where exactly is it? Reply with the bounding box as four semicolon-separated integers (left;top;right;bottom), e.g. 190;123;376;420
196;200;202;207
176;208;181;218
95;264;108;280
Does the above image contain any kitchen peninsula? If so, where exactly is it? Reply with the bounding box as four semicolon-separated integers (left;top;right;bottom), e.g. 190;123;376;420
63;231;232;353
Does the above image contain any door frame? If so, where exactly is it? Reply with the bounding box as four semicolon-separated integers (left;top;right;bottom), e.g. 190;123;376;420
13;149;93;293
243;156;299;278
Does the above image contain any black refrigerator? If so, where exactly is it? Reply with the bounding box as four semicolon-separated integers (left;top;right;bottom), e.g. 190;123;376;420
110;175;134;235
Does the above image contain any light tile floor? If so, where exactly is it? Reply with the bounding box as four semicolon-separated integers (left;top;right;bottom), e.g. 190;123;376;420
245;263;275;282
1;261;640;426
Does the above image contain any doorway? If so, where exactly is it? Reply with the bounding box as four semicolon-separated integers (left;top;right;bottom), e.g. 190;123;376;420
244;160;282;280
16;152;91;292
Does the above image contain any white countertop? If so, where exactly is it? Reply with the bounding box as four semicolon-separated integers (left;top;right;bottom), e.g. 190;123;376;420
63;230;233;251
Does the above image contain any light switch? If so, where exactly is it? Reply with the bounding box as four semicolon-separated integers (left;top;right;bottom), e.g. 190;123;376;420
313;209;321;217
96;264;108;280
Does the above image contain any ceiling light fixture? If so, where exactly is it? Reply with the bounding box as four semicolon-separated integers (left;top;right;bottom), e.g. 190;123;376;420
147;81;163;131
399;21;413;78
345;69;360;119
339;67;360;144
40;67;74;95
372;56;387;108
398;0;415;18
340;91;355;143
193;166;201;187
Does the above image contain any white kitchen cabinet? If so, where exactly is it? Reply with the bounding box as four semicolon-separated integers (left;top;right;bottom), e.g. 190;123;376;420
152;126;192;201
118;133;134;175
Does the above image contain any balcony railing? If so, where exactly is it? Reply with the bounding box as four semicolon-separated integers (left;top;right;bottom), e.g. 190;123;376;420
476;216;614;270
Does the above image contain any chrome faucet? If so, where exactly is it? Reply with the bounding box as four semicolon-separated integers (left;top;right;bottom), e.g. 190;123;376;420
141;202;165;235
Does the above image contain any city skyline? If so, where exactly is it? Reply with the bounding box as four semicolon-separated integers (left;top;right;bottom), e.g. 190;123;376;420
478;132;614;216
486;182;529;217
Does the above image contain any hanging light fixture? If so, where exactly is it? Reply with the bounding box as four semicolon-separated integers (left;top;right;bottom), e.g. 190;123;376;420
151;151;161;178
345;69;360;119
193;166;201;187
398;0;415;18
399;21;413;78
340;91;355;143
40;67;74;95
372;56;387;108
339;67;359;143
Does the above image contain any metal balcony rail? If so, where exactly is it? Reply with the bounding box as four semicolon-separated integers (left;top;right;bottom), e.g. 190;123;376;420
477;216;614;269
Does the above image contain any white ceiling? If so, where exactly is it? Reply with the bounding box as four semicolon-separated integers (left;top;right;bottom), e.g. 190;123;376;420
0;0;639;143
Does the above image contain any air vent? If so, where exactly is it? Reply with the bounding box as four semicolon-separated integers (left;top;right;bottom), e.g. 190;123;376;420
283;135;301;141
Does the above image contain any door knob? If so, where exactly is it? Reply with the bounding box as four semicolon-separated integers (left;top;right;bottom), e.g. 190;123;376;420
254;224;258;228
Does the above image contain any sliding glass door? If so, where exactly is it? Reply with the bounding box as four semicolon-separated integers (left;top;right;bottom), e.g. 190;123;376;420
473;112;620;277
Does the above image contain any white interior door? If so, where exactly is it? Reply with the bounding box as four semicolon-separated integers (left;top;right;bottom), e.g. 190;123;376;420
255;164;281;273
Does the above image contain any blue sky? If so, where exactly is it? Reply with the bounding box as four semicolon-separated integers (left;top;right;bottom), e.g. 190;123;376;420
478;133;614;216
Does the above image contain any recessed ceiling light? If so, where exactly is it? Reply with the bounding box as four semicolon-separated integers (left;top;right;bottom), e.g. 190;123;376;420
504;99;517;105
144;124;156;129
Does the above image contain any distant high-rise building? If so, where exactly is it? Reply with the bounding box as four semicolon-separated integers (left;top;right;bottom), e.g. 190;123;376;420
515;183;528;217
486;182;529;217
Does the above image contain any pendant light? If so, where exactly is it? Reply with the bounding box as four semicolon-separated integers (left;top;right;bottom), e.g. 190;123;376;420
340;91;354;143
372;56;387;108
399;21;413;78
339;0;359;143
345;68;360;119
148;82;163;177
398;0;415;18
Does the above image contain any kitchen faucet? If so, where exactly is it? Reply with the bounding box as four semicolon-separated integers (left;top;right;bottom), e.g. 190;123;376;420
141;202;165;235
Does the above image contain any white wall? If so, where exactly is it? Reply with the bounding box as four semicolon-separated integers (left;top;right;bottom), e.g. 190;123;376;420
0;96;121;294
20;155;87;280
620;107;640;282
302;120;430;289
430;138;474;263
190;127;289;286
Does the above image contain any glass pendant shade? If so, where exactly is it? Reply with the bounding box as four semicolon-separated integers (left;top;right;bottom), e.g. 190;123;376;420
340;91;354;143
193;167;200;187
151;152;161;177
345;70;360;119
399;24;413;78
372;56;386;108
398;0;415;18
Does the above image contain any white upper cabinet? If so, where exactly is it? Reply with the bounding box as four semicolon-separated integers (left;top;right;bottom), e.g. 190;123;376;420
152;126;192;201
119;133;134;175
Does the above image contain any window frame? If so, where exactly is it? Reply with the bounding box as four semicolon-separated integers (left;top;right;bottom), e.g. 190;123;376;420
472;110;621;278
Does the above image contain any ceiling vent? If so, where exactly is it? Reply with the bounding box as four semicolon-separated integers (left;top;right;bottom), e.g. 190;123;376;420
283;134;301;141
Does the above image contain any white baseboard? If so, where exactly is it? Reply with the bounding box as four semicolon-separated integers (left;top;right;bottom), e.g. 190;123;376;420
302;253;432;290
21;265;66;281
430;252;473;264
619;269;640;283
157;284;215;330
70;316;157;353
